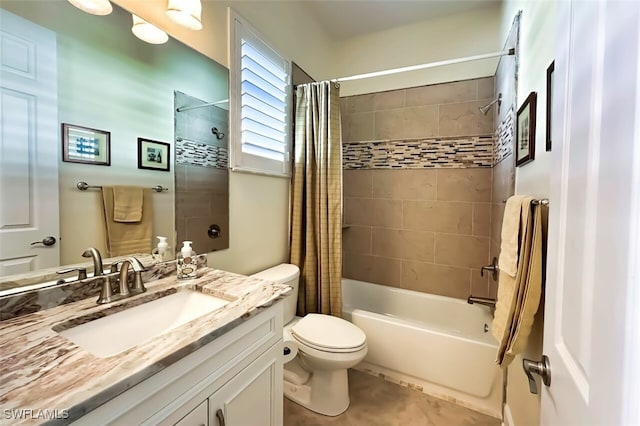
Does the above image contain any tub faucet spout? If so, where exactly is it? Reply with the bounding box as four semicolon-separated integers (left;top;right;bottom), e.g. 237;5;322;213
467;295;496;308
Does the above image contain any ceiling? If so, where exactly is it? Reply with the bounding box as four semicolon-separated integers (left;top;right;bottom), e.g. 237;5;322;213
303;0;501;40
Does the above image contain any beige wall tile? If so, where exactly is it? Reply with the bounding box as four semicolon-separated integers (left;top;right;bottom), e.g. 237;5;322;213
490;202;505;261
477;77;496;100
403;200;473;234
401;261;470;299
374;105;438;140
437;168;492;202
343;253;402;287
439;100;494;137
341;112;374;142
343;225;372;255
405;80;477;106
176;192;211;218
371;169;436;200
491;155;515;204
372;228;435;262
347;90;405;113
473;203;492;237
470;270;490;298
184;165;228;193
344;170;372;198
344;198;402;228
435;234;490;268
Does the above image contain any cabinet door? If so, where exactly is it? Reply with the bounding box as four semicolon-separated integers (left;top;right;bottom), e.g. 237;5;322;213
209;343;283;426
175;400;208;426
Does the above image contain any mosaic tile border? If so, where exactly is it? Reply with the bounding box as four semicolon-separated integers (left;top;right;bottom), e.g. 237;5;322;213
343;136;494;169
176;139;228;169
494;106;514;165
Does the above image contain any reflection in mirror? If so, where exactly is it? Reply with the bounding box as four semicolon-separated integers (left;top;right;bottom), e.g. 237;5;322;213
0;1;229;292
174;92;230;252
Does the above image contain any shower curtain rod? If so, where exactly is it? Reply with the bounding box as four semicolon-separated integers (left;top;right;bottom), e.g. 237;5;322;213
331;48;515;83
176;99;229;112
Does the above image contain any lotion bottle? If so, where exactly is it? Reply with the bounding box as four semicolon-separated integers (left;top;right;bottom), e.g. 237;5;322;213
177;241;197;279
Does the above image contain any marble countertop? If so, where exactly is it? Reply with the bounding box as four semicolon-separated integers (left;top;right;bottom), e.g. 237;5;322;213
0;267;291;425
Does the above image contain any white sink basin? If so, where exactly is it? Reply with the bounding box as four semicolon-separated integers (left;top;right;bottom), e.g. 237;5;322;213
57;290;230;358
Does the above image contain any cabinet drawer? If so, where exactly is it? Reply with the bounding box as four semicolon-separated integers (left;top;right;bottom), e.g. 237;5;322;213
175;400;207;426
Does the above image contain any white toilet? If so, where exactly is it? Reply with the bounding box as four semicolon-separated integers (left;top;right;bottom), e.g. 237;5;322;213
251;263;367;416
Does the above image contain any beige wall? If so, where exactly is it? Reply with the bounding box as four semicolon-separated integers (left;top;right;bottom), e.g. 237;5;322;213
342;78;496;299
499;1;556;425
335;5;503;97
112;0;335;275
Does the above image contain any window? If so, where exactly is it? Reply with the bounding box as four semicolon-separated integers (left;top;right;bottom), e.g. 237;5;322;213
230;11;291;177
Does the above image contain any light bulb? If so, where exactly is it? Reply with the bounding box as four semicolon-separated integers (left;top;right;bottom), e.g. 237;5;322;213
67;0;112;15
131;15;169;45
166;0;202;30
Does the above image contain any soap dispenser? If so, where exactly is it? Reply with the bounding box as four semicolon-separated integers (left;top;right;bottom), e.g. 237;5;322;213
153;236;170;261
177;241;197;279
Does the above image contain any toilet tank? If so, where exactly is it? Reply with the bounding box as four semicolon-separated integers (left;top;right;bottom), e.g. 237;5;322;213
251;264;299;323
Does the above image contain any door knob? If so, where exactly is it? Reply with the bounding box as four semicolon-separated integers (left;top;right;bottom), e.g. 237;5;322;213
30;236;56;246
523;355;551;394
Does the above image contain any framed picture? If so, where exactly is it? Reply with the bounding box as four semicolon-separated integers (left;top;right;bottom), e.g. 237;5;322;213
62;123;110;166
138;138;170;171
516;91;537;167
546;61;555;152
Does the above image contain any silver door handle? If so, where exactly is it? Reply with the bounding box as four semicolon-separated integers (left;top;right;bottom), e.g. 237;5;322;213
30;236;56;246
523;355;551;394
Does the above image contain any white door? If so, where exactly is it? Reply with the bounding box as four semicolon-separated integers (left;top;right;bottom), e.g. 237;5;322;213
541;1;640;425
0;9;59;275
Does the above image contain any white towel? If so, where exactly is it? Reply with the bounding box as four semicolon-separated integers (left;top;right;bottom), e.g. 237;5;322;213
498;195;531;277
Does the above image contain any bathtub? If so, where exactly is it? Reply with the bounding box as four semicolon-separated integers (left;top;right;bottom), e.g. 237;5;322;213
342;278;502;418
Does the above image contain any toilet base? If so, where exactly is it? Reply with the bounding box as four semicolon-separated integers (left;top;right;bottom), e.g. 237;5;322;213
283;366;350;416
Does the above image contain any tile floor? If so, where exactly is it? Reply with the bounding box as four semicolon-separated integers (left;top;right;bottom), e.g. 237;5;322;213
284;370;501;426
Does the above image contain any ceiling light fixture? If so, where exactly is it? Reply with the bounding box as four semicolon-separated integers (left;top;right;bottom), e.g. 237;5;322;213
131;15;169;45
67;0;112;15
166;0;203;30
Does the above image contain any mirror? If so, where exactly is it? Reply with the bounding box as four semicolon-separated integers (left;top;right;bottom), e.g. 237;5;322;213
0;1;229;292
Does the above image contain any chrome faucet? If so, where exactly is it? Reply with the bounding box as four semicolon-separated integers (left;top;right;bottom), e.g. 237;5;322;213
119;257;147;295
81;247;104;277
97;256;146;304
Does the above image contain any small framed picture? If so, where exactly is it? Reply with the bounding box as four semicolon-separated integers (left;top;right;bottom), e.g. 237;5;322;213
62;123;110;166
138;138;170;171
516;92;537;167
546;61;555;152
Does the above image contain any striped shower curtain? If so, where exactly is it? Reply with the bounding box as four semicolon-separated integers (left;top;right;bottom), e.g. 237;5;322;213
289;81;343;317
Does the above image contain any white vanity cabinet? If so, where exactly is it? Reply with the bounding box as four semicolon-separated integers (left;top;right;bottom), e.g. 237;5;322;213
72;302;284;426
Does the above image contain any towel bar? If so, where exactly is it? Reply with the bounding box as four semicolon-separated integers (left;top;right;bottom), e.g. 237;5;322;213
76;181;169;192
501;198;549;206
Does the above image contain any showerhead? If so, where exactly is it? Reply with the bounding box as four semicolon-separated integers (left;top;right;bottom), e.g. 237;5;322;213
479;93;502;115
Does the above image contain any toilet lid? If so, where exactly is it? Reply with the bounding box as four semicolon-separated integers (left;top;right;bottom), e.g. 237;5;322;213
291;314;366;351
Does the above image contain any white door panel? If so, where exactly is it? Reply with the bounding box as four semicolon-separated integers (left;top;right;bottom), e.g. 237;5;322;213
0;9;59;274
542;1;640;424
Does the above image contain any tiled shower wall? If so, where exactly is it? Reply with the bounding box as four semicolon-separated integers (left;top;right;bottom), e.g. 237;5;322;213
174;91;229;254
341;77;496;300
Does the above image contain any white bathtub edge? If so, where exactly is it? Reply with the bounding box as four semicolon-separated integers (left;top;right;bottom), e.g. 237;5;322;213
354;362;503;420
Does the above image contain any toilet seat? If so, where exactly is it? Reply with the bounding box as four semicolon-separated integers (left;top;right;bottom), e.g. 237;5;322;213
291;313;366;353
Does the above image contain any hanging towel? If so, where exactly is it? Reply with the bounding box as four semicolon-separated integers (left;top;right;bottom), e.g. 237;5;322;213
498;195;529;277
113;186;144;222
102;187;153;257
492;195;543;366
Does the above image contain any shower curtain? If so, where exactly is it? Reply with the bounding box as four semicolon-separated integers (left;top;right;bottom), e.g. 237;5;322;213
290;81;343;317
